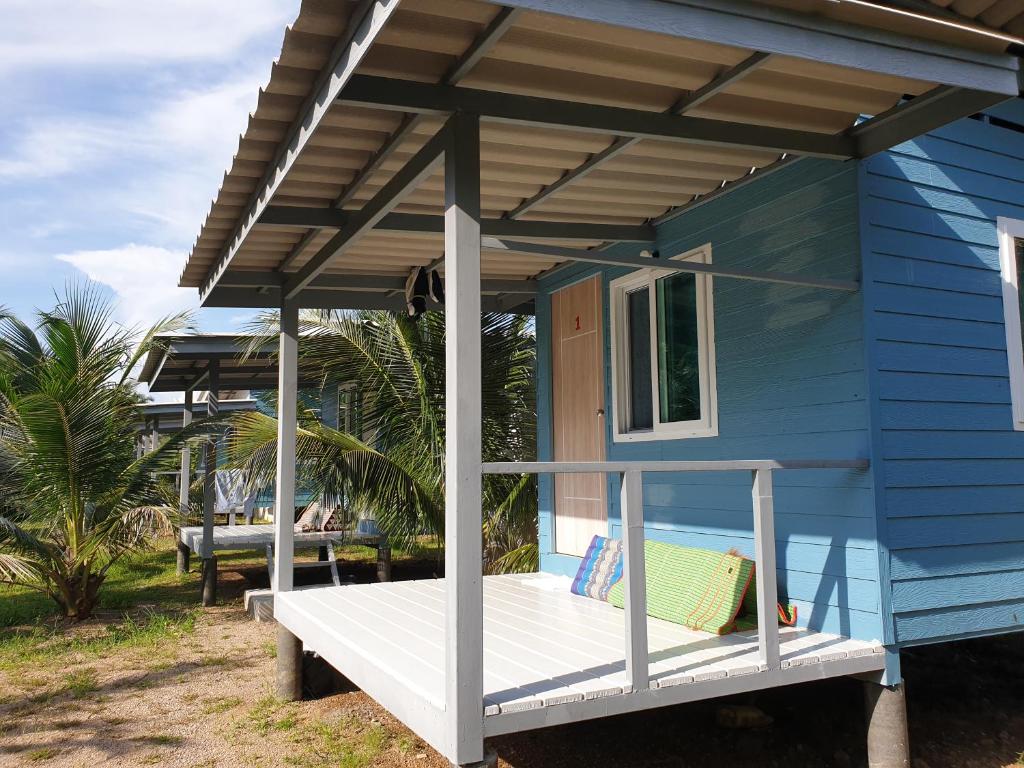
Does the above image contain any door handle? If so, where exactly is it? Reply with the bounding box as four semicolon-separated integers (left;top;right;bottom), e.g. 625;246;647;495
596;408;605;416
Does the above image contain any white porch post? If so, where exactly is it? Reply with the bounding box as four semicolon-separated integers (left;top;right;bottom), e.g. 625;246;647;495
176;388;193;575
620;470;649;692
273;301;299;595
201;361;219;606
444;112;484;767
274;300;303;702
752;468;780;670
179;388;194;510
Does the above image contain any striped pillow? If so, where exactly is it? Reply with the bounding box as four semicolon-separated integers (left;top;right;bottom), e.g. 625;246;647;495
570;535;623;601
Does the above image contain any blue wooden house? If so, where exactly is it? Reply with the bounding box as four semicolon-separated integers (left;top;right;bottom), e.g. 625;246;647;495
168;0;1024;765
535;98;1024;665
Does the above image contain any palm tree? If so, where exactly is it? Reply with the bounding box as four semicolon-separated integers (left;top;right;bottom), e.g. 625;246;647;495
0;285;191;620
228;309;538;572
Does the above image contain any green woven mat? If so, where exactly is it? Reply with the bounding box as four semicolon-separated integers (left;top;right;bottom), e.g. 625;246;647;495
607;540;754;635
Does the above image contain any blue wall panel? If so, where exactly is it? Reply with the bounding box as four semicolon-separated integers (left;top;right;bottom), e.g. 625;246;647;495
860;104;1024;646
537;159;884;641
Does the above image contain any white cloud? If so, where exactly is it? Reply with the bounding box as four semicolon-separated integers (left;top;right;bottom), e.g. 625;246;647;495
56;244;196;328
0;121;121;180
0;0;296;72
0;73;264;243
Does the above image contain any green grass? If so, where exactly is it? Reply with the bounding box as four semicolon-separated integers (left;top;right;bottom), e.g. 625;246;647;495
0;609;197;671
244;695;297;737
296;718;392;768
0;538;272;628
202;696;244;715
64;668;99;697
132;734;185;747
25;747;59;762
0;536;437;629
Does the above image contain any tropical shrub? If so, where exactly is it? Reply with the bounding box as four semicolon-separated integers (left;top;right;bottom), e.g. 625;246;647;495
229;309;538;572
0;285;190;620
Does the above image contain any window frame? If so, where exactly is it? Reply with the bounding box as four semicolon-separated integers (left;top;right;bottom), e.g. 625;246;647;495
997;216;1024;431
609;243;718;442
337;382;363;437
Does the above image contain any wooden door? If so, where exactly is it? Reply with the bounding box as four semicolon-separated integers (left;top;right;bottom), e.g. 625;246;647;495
551;275;607;556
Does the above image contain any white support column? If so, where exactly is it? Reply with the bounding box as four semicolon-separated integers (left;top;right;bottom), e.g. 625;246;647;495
201;362;219;560
752;468;780;670
179;389;193;514
443;112;484;767
177;389;194;575
150;415;160;453
272;301;299;594
620;470;649;692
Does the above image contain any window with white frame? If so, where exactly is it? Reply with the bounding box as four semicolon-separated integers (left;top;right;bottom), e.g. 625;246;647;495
338;383;363;437
997;217;1024;431
610;244;718;441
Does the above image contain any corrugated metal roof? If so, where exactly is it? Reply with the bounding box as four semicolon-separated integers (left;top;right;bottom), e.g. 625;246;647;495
923;0;1024;35
178;0;1022;294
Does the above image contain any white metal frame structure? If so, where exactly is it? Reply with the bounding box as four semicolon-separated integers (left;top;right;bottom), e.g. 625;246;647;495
169;1;1024;764
997;216;1024;431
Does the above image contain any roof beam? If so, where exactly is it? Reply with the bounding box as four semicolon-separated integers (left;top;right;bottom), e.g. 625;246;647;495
338;75;857;159
482;238;860;292
272;7;525;274
481;0;1020;93
205;285;534;314
652;155;798;227
279;121;450;301
507;50;771;218
849;85;1011;157
258;206;654;241
197;0;401;298
219;270;537;295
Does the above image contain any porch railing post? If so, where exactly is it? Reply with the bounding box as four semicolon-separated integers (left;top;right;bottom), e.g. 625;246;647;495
620;469;649;692
443;111;484;766
752;467;780;670
176;388;194;575
201;361;219;560
272;300;299;594
179;388;193;515
200;361;220;607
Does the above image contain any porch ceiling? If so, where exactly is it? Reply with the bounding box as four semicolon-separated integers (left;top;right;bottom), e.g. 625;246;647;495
180;0;1023;307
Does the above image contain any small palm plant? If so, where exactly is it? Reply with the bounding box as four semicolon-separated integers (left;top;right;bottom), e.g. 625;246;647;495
229;309;538;572
0;285;191;620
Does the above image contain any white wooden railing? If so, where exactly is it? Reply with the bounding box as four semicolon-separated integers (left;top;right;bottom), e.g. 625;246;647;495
482;459;869;692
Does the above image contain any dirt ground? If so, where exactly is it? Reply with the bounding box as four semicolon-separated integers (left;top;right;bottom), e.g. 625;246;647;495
1;556;1022;768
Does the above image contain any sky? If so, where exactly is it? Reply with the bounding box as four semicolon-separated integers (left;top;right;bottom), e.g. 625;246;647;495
0;0;300;333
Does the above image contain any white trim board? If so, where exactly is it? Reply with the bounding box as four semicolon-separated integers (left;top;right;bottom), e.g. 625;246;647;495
997;217;1024;432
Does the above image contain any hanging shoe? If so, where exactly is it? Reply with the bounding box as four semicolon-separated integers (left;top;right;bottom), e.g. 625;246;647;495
428;269;445;305
405;266;428;318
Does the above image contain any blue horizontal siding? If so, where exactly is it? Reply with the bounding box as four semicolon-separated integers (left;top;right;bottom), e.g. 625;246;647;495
538;159;883;642
862;112;1024;646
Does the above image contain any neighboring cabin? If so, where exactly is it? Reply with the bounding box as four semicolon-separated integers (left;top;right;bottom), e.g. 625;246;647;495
536;100;1024;666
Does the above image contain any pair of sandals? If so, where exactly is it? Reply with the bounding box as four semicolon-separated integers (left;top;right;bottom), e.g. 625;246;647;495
405;266;444;318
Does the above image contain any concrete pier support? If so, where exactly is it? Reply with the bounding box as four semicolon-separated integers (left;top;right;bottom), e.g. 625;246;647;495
176;542;190;575
452;751;497;768
276;625;304;701
377;541;392;582
864;681;910;768
201;556;218;607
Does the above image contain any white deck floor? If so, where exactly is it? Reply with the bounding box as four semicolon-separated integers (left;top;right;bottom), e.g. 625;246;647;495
276;573;885;750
